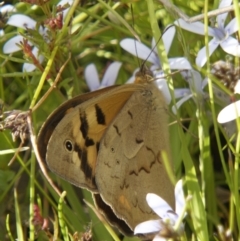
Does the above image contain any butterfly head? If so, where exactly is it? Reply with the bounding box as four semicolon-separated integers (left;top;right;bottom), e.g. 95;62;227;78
134;65;154;84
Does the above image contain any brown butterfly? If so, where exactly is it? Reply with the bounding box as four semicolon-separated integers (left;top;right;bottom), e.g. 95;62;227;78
37;72;175;237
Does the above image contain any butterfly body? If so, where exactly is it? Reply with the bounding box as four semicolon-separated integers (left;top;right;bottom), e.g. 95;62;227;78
38;81;174;236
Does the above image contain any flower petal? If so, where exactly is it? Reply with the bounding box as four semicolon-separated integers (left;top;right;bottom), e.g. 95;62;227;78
234;80;240;94
163;211;178;223
181;69;203;93
168;57;192;70
225;18;238;35
150;39;161;67
172;94;192;114
101;61;122;87
23;47;44;72
39;26;47;37
174;180;185;216
154;79;171;104
7;14;36;29
146;193;172;217
84;63;100;91
23;63;37;72
217;100;240;123
196;39;218;67
174;19;205;35
134;220;162;234
186;70;203;94
126;68;140;84
220;36;240;56
3;35;26;53
162;26;176;54
0;4;16;14
219;0;232;8
120;38;158;65
152;25;176;54
180;69;192;82
217;0;232;26
174;88;191;99
126;76;135;83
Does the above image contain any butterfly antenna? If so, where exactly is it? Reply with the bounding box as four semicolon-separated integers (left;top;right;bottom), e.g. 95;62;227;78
141;24;175;69
135;25;175;83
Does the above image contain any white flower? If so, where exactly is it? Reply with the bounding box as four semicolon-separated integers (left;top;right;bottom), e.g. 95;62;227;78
3;14;45;72
154;77;172;105
0;4;16;36
175;0;240;67
120;27;191;106
120;26;191;74
172;69;208;113
84;62;122;91
134;180;186;241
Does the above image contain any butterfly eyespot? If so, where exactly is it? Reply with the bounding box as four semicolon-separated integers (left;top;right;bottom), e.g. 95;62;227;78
65;140;73;152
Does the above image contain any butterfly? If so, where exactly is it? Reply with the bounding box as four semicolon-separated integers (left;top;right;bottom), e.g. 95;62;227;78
37;70;175;237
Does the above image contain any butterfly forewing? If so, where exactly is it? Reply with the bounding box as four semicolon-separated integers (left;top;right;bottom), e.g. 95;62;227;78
38;84;144;191
38;86;119;163
95;82;175;230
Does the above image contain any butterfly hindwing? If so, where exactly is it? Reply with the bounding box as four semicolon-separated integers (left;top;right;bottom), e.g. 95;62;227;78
95;82;175;230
